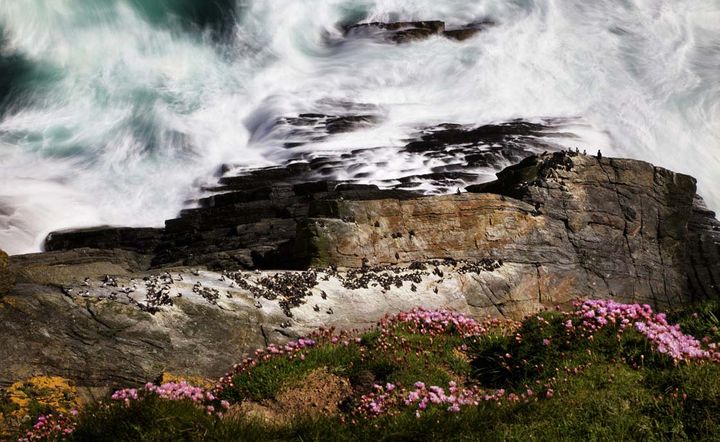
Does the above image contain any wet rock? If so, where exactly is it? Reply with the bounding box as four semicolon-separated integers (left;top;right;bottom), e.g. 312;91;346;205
9;248;151;286
45;227;163;255
345;21;446;43
442;19;496;41
343;20;495;44
274;111;381;149
298;152;718;309
0;249;14;294
685;196;720;299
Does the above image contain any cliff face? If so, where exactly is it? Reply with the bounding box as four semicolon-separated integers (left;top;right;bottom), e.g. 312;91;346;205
2;152;719;388
300;153;720;307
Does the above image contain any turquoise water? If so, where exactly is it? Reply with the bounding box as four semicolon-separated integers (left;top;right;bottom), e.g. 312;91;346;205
1;0;718;254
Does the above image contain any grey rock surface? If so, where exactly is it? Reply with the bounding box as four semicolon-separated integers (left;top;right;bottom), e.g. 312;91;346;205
1;263;501;387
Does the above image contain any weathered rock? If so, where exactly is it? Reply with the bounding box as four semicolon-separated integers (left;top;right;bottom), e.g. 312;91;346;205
469;152;720;302
298;152;718;308
0;282;268;387
343;20;494;44
685;196;720;298
10;248;151;285
442;20;496;41
0;249;14;294
277;113;380;148
151;180;418;270
45;227;163;255
345;21;446;43
41;119;573;271
0;262;505;387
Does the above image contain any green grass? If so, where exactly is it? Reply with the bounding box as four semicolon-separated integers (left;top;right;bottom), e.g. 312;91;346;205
21;301;720;441
222;343;364;402
669;300;720;343
73;361;720;442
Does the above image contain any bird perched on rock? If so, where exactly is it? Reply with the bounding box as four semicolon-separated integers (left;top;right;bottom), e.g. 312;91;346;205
597;149;602;160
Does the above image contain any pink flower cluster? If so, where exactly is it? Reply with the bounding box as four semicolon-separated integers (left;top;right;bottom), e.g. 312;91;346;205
575;300;720;363
387;308;502;337
218;337;317;387
635;321;718;362
111;381;230;416
265;338;317;356
404;381;504;415
356;381;510;418
19;413;76;442
144;381;211;402
110;387;139;404
576;300;653;331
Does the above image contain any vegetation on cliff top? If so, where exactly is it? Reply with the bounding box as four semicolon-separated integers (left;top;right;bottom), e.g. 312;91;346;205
6;299;720;441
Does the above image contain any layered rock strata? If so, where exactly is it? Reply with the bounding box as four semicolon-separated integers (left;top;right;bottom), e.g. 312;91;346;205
45;121;573;269
300;153;720;307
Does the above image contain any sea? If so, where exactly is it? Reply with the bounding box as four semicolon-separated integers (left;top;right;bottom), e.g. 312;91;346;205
1;0;718;254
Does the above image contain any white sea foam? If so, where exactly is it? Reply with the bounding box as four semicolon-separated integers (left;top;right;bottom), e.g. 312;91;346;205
0;0;718;254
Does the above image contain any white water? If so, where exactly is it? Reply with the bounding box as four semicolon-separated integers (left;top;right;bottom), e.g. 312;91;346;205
1;0;718;254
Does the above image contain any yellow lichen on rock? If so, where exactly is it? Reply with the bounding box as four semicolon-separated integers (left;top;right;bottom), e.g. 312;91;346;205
3;376;81;422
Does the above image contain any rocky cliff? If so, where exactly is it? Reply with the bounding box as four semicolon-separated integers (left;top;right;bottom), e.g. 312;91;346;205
300;152;720;306
2;152;719;389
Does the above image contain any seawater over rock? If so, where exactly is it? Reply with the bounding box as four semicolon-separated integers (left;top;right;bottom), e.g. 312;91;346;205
342;20;494;44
